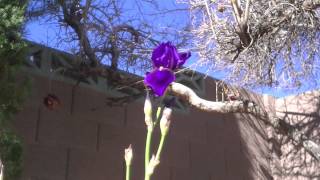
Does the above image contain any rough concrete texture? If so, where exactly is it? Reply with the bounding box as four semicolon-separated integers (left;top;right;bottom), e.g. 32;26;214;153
271;91;320;180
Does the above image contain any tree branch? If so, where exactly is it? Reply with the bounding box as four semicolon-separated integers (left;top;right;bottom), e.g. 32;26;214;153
230;0;242;25
302;0;320;10
169;82;260;114
109;24;141;70
243;0;250;24
230;0;251;47
58;0;99;67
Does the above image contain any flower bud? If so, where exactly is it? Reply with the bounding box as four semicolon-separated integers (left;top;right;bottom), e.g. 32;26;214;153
144;92;152;117
146;154;160;176
124;144;133;166
160;107;172;136
144;92;153;129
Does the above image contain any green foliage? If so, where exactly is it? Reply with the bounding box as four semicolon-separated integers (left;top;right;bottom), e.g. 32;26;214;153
0;0;29;179
0;0;28;120
0;0;25;51
0;130;23;180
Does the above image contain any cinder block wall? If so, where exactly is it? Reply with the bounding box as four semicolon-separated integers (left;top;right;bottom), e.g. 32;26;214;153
273;91;320;180
13;74;273;180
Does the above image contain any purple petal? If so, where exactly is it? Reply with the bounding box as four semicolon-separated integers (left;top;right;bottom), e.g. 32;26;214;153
151;42;191;70
170;45;180;69
151;42;179;69
177;52;191;68
144;68;175;96
152;43;168;68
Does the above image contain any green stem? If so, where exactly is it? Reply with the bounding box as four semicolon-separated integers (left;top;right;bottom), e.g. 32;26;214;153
125;164;131;180
145;128;169;180
156;133;167;162
144;127;153;180
154;106;164;126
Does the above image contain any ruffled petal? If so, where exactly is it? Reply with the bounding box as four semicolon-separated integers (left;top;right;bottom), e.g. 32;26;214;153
177;52;191;68
151;42;180;69
170;45;180;69
144;68;175;96
151;43;168;68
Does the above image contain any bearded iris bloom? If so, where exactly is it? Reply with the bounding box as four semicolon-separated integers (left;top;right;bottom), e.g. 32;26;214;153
144;42;191;96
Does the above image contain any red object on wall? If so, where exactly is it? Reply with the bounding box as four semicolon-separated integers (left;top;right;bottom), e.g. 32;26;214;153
43;94;61;110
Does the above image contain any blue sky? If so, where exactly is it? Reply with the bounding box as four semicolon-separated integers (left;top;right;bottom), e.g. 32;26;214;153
24;0;318;98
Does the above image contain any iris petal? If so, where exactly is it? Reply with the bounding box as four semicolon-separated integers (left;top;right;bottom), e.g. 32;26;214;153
152;43;169;68
171;46;180;69
152;42;181;69
177;52;191;68
146;42;191;96
144;68;175;96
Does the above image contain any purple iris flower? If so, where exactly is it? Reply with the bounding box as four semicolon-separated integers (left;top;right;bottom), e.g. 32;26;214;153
144;42;191;96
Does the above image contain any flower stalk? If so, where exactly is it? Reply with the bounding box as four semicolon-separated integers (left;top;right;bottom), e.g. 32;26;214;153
144;126;154;180
156;107;172;162
146;155;160;177
144;92;154;180
124;145;133;180
145;107;172;180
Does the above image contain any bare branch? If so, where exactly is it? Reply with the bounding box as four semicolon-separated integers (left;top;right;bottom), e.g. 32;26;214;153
243;0;250;24
186;0;320;89
230;0;242;24
169;82;260;113
303;0;320;10
58;0;99;67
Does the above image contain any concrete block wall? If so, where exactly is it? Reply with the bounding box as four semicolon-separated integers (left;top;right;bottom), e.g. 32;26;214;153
12;74;272;180
272;91;320;180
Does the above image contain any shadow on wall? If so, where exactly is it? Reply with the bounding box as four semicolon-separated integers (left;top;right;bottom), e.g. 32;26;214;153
12;74;273;180
230;112;273;180
272;90;320;179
